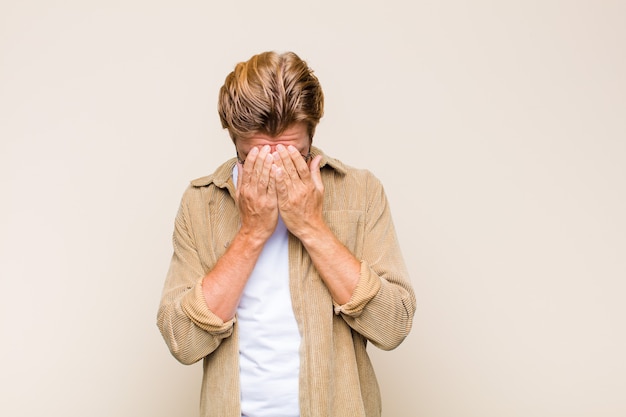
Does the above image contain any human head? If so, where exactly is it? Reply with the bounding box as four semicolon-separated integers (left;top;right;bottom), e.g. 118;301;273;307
218;51;324;143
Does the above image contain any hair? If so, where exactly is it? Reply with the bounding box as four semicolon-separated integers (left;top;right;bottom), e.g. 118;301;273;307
218;51;324;142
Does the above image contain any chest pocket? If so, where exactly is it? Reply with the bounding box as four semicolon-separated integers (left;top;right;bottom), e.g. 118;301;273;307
324;210;365;260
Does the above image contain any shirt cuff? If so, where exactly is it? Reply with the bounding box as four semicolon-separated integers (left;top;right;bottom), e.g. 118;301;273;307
181;277;235;334
333;260;382;317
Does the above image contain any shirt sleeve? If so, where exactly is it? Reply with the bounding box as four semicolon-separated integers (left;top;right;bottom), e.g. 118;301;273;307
333;172;416;351
157;187;235;365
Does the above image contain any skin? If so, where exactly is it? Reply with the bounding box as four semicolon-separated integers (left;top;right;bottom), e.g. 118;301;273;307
201;123;360;322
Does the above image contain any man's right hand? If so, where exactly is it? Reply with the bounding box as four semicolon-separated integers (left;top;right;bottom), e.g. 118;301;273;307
235;145;278;242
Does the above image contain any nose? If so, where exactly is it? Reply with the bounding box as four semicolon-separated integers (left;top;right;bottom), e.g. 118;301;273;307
264;144;284;154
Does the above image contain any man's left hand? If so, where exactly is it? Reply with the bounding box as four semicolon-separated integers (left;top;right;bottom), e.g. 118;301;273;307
272;144;325;238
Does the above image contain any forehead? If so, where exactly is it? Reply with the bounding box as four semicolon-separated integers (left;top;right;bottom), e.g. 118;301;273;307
238;123;308;145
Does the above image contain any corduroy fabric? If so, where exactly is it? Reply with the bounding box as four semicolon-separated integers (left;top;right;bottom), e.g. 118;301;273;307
157;147;416;417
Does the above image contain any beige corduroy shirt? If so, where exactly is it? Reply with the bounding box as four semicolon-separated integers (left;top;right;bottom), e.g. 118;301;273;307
157;147;416;417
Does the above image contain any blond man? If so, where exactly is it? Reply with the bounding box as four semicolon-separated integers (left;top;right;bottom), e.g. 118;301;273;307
157;51;416;417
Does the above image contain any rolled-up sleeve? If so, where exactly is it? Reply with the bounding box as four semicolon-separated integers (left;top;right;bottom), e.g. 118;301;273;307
157;188;234;365
333;172;416;351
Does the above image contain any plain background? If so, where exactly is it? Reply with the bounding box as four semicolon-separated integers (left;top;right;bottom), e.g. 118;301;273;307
1;1;625;416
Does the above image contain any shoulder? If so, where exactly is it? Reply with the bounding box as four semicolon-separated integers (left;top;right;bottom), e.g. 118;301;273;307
177;158;237;210
316;147;379;184
320;152;382;193
188;158;237;188
318;150;386;213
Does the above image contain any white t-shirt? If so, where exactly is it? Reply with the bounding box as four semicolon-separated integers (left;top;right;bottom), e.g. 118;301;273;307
233;166;301;417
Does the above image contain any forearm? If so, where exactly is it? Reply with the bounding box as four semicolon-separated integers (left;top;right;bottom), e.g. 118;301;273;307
336;260;415;350
200;144;280;321
298;222;360;305
201;229;266;321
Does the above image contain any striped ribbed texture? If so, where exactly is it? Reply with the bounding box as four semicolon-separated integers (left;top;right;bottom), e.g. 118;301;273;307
157;147;416;417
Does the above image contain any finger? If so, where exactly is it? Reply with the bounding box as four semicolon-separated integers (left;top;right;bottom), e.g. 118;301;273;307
275;144;299;182
272;149;289;186
272;164;288;199
272;149;283;169
267;165;277;197
252;145;270;181
287;145;310;180
241;146;260;185
259;148;273;189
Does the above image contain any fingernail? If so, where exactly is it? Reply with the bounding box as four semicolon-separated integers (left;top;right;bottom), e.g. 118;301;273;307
250;147;259;155
287;145;298;153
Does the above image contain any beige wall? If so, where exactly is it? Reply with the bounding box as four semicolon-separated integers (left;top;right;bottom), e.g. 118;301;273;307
1;1;624;416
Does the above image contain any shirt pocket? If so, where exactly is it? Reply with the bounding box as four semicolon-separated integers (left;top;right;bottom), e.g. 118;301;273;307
324;210;365;259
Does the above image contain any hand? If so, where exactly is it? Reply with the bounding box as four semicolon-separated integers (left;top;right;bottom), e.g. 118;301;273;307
236;145;278;242
272;144;325;238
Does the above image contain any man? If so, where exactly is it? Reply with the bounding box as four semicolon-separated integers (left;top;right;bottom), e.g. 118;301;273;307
157;51;416;417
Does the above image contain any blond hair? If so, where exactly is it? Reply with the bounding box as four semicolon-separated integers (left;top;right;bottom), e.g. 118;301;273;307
218;51;324;141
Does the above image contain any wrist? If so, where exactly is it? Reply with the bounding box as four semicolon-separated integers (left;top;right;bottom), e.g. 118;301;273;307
295;219;330;247
235;226;270;250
